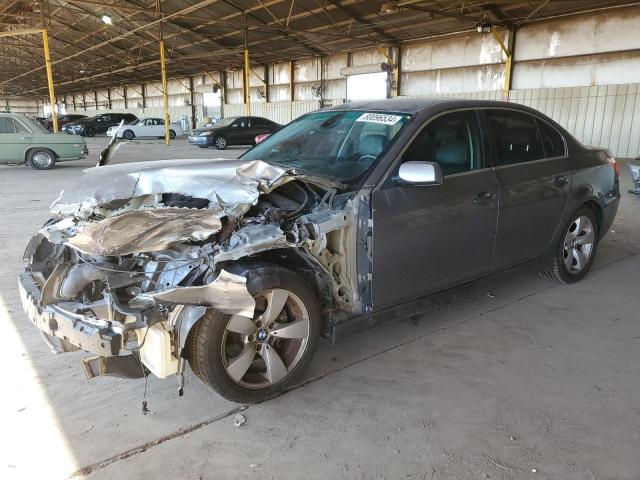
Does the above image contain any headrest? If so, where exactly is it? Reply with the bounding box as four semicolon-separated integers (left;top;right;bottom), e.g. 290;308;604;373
435;140;468;165
360;134;387;157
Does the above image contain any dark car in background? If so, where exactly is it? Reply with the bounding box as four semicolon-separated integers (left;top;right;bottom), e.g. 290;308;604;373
189;116;281;149
62;112;138;137
42;114;87;132
20;99;619;403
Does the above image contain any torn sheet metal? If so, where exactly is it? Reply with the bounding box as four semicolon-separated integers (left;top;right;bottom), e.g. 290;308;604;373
214;224;290;264
66;208;223;256
138;269;255;317
51;159;290;219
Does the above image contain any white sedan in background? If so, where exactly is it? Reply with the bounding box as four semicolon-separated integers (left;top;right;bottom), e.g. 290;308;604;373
107;118;183;140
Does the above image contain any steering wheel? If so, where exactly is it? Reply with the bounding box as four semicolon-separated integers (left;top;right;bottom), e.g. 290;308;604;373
357;154;377;164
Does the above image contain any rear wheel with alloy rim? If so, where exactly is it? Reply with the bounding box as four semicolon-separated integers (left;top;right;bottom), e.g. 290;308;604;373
541;207;599;283
214;135;227;150
27;148;56;170
186;265;321;403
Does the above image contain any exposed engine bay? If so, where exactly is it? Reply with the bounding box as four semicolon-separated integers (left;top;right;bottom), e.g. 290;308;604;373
20;159;368;390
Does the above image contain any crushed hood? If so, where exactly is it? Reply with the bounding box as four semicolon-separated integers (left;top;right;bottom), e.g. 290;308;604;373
51;159;290;218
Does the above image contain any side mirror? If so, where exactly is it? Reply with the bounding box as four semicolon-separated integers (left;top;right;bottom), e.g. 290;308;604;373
394;161;443;186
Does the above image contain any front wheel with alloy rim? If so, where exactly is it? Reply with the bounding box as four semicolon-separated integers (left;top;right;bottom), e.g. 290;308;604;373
84;126;96;137
541;207;599;283
27;148;56;170
214;135;228;150
122;129;135;140
186;265;321;403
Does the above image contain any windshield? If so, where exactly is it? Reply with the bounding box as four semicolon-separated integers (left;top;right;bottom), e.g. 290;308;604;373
241;110;410;182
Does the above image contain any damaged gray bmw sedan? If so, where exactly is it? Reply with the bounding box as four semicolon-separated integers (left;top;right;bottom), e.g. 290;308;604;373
19;99;620;403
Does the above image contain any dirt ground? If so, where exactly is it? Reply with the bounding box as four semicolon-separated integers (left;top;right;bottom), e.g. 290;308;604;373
2;136;639;480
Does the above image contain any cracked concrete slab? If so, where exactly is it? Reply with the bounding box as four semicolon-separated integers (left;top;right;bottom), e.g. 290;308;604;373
2;139;640;480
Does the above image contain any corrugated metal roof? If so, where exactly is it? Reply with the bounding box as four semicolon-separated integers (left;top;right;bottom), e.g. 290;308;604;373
0;0;634;95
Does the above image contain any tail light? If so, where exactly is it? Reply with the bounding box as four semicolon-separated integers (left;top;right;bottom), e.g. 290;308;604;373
608;157;619;177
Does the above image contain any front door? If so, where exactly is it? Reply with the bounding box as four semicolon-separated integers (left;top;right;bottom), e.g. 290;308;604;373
0;117;30;162
482;109;571;269
229;117;251;144
371;110;499;308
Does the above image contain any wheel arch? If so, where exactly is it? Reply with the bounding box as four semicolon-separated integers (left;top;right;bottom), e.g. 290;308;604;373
182;250;332;359
24;146;57;162
581;199;604;237
223;250;332;331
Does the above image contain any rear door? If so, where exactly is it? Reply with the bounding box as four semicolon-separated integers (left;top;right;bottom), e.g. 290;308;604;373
482;108;571;269
371;110;499;308
249;118;272;140
153;119;165;136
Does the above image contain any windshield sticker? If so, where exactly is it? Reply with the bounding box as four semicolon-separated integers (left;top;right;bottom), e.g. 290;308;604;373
356;113;403;125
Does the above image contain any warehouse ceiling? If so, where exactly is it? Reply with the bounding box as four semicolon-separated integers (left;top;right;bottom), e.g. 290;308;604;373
0;0;635;96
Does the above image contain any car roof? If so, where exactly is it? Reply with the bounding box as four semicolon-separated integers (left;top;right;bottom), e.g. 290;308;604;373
322;97;540;115
0;112;30;120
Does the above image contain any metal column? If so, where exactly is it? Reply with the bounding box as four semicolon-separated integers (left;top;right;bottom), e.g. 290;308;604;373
157;0;170;145
492;28;514;98
243;14;250;116
41;29;58;132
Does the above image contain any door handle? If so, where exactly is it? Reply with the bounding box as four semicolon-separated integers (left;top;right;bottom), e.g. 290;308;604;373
473;191;495;206
554;175;569;187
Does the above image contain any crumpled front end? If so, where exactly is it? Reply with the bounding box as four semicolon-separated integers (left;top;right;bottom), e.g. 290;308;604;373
19;158;363;385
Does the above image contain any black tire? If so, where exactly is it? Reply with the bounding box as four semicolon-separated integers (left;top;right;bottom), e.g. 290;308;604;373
214;135;228;150
187;264;321;403
540;206;599;283
198;145;208;149
84;126;96;137
27;148;56;170
122;129;135;140
169;129;177;139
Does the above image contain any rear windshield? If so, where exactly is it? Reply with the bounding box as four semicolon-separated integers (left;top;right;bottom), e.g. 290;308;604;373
242;110;410;182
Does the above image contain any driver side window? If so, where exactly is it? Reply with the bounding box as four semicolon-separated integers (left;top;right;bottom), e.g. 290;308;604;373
402;111;481;176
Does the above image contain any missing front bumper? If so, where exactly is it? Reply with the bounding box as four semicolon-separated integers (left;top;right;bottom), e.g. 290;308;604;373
19;270;123;357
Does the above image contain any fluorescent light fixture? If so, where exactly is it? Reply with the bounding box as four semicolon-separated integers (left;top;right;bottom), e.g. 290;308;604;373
380;1;398;13
476;21;492;33
101;14;113;25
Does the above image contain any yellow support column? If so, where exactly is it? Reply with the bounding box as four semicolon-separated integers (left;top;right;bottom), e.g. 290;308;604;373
157;0;170;145
159;39;170;145
243;15;250;116
41;29;58;132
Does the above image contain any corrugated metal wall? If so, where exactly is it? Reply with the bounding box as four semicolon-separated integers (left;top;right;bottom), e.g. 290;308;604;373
31;6;640;158
418;83;640;158
222;100;320;124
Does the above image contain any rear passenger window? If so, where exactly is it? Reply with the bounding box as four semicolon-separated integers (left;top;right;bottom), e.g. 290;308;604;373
537;119;565;158
485;110;544;165
402;111;481;176
0;117;16;133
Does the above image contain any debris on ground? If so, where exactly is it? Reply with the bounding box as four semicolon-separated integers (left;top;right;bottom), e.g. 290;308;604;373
234;413;246;427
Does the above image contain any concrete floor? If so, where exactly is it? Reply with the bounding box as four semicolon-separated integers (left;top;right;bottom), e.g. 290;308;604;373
2;137;640;480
